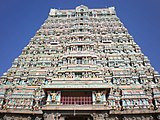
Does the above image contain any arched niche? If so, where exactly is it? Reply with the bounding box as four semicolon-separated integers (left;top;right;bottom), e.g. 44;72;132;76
76;5;88;12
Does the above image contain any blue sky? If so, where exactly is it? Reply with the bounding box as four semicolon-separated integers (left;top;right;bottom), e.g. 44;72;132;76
0;0;160;76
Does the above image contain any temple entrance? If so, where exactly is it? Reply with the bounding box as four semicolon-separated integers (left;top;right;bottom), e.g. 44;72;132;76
65;116;91;120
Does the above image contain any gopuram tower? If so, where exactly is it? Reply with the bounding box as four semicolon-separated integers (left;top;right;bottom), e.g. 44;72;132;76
0;5;160;120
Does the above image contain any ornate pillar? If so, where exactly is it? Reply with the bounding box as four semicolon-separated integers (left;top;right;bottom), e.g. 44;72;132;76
92;91;96;104
46;91;51;105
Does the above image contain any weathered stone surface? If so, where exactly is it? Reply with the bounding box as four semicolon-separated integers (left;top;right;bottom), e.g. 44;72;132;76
0;4;160;119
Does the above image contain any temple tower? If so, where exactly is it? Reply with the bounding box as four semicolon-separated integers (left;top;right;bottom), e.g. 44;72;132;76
0;5;160;120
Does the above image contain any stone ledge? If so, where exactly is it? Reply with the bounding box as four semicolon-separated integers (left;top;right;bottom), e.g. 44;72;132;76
110;109;160;114
0;109;43;114
42;105;111;110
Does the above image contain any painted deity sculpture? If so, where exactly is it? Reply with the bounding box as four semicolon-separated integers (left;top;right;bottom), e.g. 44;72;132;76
51;91;58;102
95;91;103;102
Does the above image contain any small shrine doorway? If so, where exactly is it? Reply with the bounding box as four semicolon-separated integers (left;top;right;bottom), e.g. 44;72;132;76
65;115;91;120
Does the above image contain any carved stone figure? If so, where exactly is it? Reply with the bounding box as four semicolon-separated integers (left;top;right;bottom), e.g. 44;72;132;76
91;113;97;120
3;99;8;110
35;88;41;96
33;100;40;110
104;113;109;120
35;117;42;120
95;91;103;102
91;113;110;120
44;113;55;120
157;115;160;120
122;117;128;120
51;91;58;102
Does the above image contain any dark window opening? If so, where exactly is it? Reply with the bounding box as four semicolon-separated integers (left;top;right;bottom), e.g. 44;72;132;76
75;72;82;78
50;42;58;45
78;45;83;51
77;57;82;64
69;46;71;51
81;13;84;16
80;9;84;12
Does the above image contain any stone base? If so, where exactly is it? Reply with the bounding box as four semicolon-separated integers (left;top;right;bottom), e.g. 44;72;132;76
0;111;160;120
